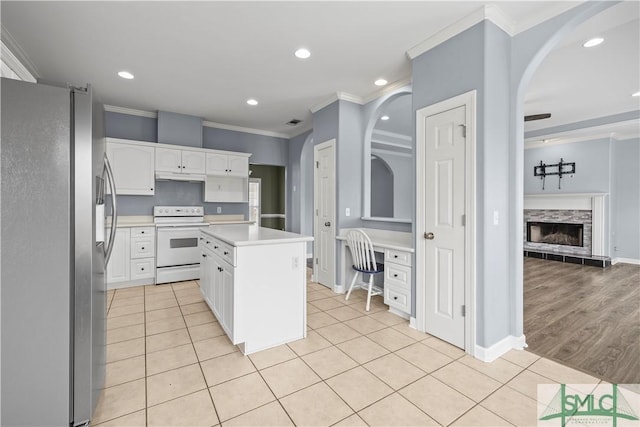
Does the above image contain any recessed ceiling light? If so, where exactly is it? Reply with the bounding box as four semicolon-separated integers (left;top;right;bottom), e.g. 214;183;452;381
632;91;640;97
117;71;134;80
583;37;604;48
380;115;390;121
374;79;388;86
294;48;311;59
246;99;258;106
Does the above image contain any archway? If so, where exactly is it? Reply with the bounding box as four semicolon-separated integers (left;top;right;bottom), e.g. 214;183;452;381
510;2;634;381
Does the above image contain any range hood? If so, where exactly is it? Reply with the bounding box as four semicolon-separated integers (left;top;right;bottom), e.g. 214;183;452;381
155;172;206;182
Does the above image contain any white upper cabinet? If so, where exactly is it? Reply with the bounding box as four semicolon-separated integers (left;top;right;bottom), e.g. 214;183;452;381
156;147;206;174
182;150;206;174
155;147;182;173
206;153;249;177
106;141;155;195
227;155;249;177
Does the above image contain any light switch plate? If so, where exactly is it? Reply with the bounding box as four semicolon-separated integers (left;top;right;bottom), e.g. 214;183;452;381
346;208;351;217
217;206;222;214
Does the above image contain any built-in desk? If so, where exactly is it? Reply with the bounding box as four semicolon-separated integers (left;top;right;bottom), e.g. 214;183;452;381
337;228;414;317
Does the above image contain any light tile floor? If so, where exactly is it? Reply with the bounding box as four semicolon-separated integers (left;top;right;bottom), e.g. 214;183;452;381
95;274;604;427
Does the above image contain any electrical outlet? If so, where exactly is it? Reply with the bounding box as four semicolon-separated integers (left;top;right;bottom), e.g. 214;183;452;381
292;256;299;269
345;208;351;217
493;210;499;225
216;206;222;214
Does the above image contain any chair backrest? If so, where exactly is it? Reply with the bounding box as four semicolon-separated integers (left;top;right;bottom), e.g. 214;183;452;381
346;229;378;272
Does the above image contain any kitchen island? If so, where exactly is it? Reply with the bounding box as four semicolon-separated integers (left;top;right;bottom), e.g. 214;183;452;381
199;224;313;354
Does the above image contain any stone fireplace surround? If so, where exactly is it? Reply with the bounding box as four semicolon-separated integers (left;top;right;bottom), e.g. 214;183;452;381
523;193;609;267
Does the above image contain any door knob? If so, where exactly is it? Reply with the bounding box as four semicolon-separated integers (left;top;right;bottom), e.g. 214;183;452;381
324;221;331;227
424;232;435;240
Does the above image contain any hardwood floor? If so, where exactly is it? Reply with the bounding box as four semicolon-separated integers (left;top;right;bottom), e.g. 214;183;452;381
524;257;640;384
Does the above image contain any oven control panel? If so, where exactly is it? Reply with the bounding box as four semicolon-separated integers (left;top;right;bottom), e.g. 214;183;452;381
154;206;204;217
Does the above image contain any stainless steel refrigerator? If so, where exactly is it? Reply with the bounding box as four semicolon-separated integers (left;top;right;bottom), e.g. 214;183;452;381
1;77;118;426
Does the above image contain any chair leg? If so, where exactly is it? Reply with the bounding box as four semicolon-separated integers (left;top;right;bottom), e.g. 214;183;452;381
365;274;374;311
345;271;359;301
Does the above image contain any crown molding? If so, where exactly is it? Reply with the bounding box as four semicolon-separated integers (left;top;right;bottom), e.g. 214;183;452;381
1;25;38;82
203;120;289;139
361;77;412;104
524;119;640;149
104;105;158;118
407;5;515;60
310;91;365;113
514;2;583;34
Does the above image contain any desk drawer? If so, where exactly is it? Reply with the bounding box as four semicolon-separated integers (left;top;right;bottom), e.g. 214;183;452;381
385;263;411;289
131;258;154;280
385;249;411;267
385;286;410;313
131;226;154;238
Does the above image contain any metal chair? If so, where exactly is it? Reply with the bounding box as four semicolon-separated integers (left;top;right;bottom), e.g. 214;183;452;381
344;229;383;311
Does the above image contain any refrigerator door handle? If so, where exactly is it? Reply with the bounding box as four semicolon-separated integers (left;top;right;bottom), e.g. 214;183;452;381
103;154;118;265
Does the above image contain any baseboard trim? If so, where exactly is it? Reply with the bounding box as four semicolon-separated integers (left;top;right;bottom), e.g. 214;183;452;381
612;257;640;265
334;284;345;294
409;317;418;329
475;334;527;362
388;307;410;320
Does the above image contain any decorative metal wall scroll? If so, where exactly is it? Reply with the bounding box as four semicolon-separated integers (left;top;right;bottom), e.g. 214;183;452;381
534;158;575;190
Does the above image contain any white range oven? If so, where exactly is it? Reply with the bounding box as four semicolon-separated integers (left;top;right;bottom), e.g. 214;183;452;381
154;206;209;284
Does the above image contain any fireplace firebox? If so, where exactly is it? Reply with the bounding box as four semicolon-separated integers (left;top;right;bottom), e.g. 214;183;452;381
527;222;584;247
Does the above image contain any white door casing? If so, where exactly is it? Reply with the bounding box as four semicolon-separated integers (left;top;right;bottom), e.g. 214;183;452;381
314;139;336;289
416;91;476;354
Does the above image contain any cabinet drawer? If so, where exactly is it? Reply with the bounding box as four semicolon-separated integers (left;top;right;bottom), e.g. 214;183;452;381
384;286;410;313
384;249;411;267
131;237;155;258
384;263;411;289
130;258;154;280
217;242;235;266
131;226;154;238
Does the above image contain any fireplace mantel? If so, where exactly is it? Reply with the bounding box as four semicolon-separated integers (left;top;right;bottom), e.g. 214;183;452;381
524;193;607;256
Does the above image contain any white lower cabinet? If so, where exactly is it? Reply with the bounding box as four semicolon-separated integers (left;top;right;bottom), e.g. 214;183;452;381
200;241;234;338
383;248;412;315
107;228;130;283
199;229;307;354
107;226;156;289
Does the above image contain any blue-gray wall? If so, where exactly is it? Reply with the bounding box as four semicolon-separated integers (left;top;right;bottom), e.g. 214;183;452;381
412;20;512;347
524;139;611;194
105;112;288;217
524;136;640;261
611;138;640;260
287;130;312;234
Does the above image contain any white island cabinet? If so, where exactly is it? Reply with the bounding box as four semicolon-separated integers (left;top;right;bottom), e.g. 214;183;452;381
199;224;312;354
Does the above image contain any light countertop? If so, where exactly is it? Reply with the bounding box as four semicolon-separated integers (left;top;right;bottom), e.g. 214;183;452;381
110;215;253;228
337;227;414;253
202;224;313;247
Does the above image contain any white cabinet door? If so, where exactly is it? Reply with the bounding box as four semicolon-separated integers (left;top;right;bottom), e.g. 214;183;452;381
227;155;249;177
106;142;155;195
155;147;182;173
182;151;206;174
212;258;223;319
221;265;234;336
199;251;212;305
205;153;228;175
107;228;131;284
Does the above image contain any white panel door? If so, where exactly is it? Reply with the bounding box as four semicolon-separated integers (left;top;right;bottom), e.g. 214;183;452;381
227;155;249;177
106;142;155;195
314;140;335;288
205;153;229;175
181;151;206;174
106;228;131;285
155;147;182;173
423;105;466;348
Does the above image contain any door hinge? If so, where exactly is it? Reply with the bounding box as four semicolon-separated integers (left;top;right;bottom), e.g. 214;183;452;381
461;305;466;317
316;161;319;168
462;214;466;226
459;124;467;138
315;258;319;265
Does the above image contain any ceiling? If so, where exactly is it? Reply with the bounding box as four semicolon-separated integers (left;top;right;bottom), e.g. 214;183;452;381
2;1;638;138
